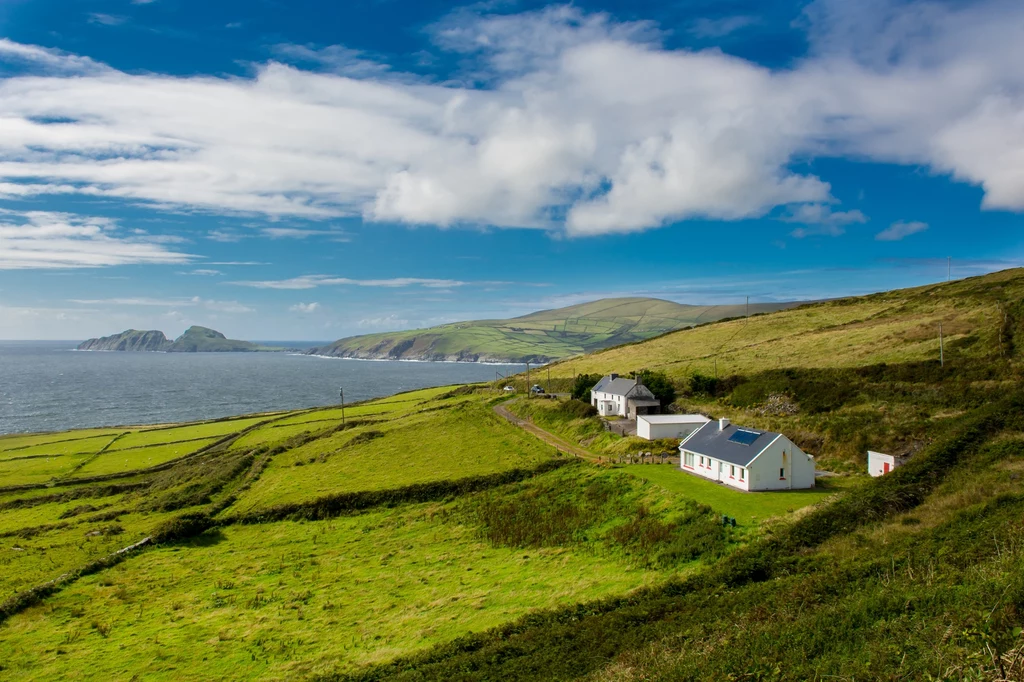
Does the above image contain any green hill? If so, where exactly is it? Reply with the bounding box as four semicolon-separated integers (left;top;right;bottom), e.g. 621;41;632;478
308;297;800;363
4;270;1024;681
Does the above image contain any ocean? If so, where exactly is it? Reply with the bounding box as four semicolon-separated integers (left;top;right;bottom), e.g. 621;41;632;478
0;341;522;435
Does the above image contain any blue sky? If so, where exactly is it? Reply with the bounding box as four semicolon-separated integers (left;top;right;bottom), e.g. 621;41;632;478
0;0;1022;340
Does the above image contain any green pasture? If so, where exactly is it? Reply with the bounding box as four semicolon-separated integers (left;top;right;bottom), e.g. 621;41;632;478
0;430;122;454
1;500;661;680
71;438;221;478
228;402;554;513
0;454;94;487
0;435;119;461
107;417;269;451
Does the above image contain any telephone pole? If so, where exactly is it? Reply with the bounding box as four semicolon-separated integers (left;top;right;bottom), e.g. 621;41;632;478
547;365;550;393
339;386;346;426
526;362;531;398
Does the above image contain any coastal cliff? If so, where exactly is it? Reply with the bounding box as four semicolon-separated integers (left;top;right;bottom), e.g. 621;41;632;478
77;326;261;352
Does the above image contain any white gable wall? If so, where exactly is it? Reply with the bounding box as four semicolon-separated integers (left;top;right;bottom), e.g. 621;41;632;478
746;436;815;490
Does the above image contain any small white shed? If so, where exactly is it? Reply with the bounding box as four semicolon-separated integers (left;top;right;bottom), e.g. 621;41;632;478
867;450;905;477
637;414;710;441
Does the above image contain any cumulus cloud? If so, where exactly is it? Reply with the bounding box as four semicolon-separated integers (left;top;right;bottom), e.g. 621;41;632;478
0;0;1022;235
0;211;194;269
289;302;321;313
876;220;929;241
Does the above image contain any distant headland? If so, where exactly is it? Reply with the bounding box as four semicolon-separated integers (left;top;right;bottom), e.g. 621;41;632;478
77;326;285;352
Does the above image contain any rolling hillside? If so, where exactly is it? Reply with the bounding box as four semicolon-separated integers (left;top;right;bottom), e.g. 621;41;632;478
542;269;1024;380
3;271;1023;680
308;297;799;363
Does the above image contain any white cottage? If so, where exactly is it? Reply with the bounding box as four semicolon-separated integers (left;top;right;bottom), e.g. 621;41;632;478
678;418;815;491
867;450;905;477
590;374;660;419
637;414;710;441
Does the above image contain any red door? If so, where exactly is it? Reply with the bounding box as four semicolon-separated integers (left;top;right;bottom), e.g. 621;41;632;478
883;462;890;474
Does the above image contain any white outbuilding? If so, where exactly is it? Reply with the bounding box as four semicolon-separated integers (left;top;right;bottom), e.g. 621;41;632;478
590;374;660;419
678;418;815;491
637;414;710;441
867;450;905;477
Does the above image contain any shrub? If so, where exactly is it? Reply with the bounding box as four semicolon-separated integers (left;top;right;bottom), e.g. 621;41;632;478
570;373;604;401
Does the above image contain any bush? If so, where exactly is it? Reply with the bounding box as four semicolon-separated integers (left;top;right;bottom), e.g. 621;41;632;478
570;374;604;402
633;370;676;407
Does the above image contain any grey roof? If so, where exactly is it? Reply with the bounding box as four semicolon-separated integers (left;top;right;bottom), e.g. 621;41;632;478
591;376;657;400
678;421;781;467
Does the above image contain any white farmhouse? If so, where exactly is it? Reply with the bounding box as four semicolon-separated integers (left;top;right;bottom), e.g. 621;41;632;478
678;418;815;491
590;374;660;419
867;450;905;477
637;414;710;441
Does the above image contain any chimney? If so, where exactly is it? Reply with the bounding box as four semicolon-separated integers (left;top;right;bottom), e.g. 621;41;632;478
609;373;618;380
719;418;730;431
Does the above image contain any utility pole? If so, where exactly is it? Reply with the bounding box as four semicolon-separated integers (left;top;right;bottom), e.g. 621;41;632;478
546;365;550;393
339;386;346;426
526;362;531;398
939;323;944;368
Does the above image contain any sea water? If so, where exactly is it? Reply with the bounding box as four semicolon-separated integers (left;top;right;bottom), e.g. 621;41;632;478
0;341;522;435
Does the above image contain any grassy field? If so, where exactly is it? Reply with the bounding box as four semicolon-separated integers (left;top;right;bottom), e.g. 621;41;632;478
0;466;718;680
229;400;555;513
310;297;800;363
2;272;1024;681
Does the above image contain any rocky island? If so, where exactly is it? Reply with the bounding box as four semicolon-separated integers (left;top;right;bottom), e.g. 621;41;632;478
77;326;269;352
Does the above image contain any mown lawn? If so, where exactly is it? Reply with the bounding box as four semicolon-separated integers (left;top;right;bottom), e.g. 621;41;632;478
1;502;662;681
619;464;855;524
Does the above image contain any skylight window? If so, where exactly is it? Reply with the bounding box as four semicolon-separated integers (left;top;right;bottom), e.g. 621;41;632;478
728;430;761;446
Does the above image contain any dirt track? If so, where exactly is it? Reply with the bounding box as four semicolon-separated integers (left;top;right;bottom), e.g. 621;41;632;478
493;401;598;461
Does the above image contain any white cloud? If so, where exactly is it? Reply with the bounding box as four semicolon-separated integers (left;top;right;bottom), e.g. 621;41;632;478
0;1;1022;235
876;220;929;241
689;15;759;39
357;314;410;329
70;296;254;313
783;203;869;238
260;226;349;240
289;302;321;313
181;268;222;276
0;211;194;269
231;275;466;290
88;13;126;26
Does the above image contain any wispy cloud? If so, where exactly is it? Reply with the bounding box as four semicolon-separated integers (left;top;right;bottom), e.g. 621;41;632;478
261;227;350;240
289;302;321;313
230;275;467;290
70;296;254;313
0;211;193;269
88;13;126;26
180;268;222;276
689;15;759;39
784;204;868;238
876;220;928;241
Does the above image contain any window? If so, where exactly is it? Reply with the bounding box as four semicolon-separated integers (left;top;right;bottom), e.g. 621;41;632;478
699;456;704;467
729;465;735;478
779;467;786;479
739;468;745;480
684;452;694;468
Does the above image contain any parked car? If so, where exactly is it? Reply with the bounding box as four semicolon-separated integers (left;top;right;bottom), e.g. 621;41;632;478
531;385;545;394
503;385;515;392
